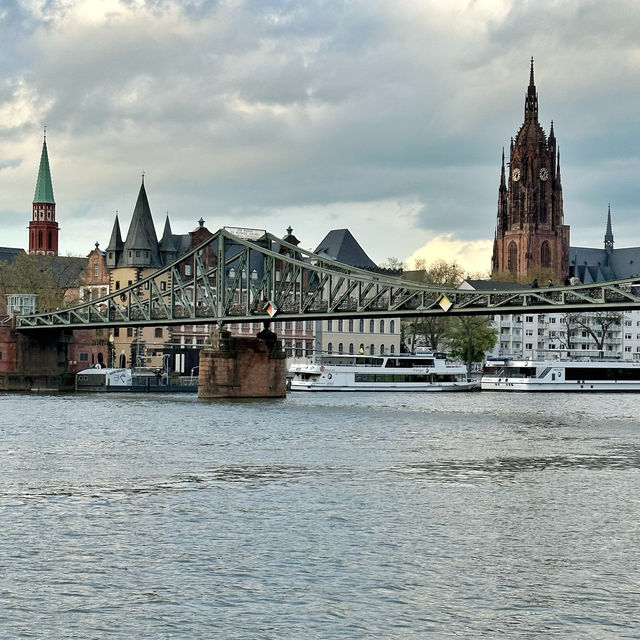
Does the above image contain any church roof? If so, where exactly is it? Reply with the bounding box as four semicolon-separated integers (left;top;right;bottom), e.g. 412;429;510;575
314;229;377;269
33;138;55;204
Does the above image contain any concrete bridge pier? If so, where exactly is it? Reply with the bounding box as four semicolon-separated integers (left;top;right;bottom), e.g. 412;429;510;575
198;328;286;399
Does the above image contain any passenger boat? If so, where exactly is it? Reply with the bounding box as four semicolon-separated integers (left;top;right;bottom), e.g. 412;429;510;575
289;352;476;392
481;356;640;391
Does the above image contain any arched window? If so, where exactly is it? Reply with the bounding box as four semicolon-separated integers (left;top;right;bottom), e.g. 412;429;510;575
327;342;333;354
390;320;395;334
349;343;354;354
380;344;385;355
507;242;518;274
390;344;395;354
251;269;258;280
541;241;551;269
369;344;375;355
379;319;385;333
338;319;343;332
338;343;343;354
359;319;364;332
369;319;375;333
359;343;364;354
348;319;353;332
228;268;235;278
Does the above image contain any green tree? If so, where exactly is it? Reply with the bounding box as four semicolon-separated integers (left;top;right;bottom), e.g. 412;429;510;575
447;316;498;372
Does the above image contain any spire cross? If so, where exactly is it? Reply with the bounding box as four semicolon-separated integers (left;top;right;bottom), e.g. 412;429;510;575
141;170;145;184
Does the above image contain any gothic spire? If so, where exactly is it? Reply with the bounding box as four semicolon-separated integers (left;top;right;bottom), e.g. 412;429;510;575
499;147;507;191
605;203;614;251
33;135;55;204
524;57;538;123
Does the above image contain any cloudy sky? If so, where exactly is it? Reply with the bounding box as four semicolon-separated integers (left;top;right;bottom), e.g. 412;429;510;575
1;0;639;274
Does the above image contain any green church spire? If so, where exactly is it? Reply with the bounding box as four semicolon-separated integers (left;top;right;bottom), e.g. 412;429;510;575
33;134;55;204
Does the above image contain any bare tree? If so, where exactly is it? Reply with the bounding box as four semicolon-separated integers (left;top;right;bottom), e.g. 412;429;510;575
567;311;622;357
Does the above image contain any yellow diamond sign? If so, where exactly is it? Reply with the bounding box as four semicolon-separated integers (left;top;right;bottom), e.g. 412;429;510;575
438;295;453;312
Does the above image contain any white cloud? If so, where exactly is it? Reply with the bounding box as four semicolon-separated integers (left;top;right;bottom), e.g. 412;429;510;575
406;234;493;276
1;0;640;261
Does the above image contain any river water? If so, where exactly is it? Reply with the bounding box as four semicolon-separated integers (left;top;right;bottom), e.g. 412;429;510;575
1;391;639;639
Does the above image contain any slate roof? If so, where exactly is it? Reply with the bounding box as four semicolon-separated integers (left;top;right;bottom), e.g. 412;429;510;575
122;181;161;267
106;215;124;253
314;229;377;269
570;246;640;283
460;279;528;291
0;247;26;265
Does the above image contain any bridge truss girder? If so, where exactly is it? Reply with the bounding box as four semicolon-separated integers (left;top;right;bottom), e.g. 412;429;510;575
15;227;640;331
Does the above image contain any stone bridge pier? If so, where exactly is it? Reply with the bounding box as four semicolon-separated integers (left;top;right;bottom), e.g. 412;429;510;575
198;328;286;398
0;327;74;391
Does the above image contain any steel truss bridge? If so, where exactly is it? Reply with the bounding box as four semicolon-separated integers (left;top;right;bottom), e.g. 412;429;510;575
15;227;640;331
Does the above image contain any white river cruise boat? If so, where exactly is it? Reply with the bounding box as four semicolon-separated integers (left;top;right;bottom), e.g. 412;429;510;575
481;357;640;391
289;352;476;392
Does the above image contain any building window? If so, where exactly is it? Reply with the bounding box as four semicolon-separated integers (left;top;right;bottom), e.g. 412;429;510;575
93;263;99;277
80;353;88;361
379;319;384;333
349;343;354;354
359;319;364;332
127;328;133;338
327;320;332;331
369;344;375;355
185;264;192;276
338;343;343;354
348;319;353;332
113;328;119;337
359;343;364;354
305;341;313;357
390;344;395;354
338;319;343;332
327;342;333;354
508;241;518;274
380;344;385;355
541;241;551;268
115;281;120;290
0;351;2;360
155;328;163;338
390;320;395;334
160;281;167;291
251;269;258;280
228;268;235;278
369;319;374;333
305;321;313;331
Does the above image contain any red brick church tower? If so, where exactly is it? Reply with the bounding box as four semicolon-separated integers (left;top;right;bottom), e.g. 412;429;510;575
491;59;569;283
29;130;59;255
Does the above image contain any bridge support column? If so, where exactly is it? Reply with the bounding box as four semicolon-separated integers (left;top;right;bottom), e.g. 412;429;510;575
198;330;286;398
0;328;74;392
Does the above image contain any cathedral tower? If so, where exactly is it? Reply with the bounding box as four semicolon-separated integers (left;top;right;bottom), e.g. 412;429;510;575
29;131;59;255
492;59;570;283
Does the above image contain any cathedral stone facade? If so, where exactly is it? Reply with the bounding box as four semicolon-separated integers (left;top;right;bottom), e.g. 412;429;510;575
492;59;570;284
